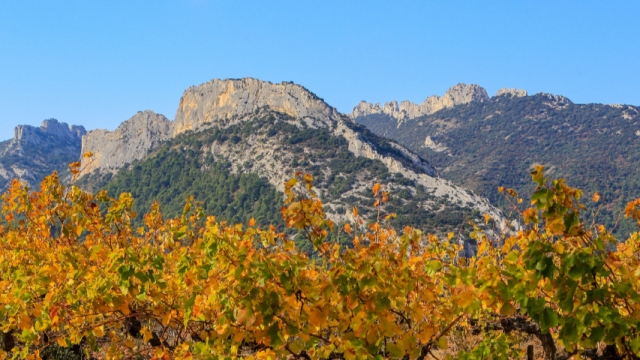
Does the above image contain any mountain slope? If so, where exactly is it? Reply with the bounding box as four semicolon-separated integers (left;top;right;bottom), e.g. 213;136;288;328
0;119;86;193
354;89;640;235
76;78;509;253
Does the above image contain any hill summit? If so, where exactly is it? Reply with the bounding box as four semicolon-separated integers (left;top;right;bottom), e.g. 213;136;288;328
0;119;85;193
351;83;490;124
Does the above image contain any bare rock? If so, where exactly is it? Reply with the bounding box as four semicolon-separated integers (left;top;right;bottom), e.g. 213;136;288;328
350;83;490;122
495;88;528;97
423;136;449;152
174;78;341;135
537;92;573;108
79;111;173;176
0;119;86;192
9;119;86;150
351;101;382;118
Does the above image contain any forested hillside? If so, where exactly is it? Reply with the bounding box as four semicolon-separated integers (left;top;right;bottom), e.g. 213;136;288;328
78;110;488;254
355;93;640;235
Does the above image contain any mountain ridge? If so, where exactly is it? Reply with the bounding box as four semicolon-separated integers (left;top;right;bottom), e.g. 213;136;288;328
80;110;173;176
350;84;581;125
354;91;640;235
351;83;490;124
74;78;510;247
0;119;86;193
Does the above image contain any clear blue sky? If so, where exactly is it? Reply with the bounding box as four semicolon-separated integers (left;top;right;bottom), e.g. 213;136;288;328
1;1;639;141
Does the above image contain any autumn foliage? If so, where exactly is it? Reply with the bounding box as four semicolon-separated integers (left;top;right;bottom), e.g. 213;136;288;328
0;165;639;359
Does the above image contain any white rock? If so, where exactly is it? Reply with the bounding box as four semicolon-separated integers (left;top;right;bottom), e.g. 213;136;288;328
350;83;490;122
423;136;449;152
495;88;528;97
79;111;173;176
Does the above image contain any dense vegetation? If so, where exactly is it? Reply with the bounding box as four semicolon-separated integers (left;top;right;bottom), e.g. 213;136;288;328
100;149;283;229
1;166;639;359
356;94;640;236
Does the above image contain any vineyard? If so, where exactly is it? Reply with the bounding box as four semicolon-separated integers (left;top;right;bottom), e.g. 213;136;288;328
0;162;639;359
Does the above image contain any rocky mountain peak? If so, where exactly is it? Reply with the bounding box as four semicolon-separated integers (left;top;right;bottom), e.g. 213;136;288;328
350;83;489;122
74;78;508;233
495;88;528;98
79;110;173;176
174;78;341;135
1;119;86;192
536;92;573;107
12;119;86;148
41;119;87;139
443;83;490;104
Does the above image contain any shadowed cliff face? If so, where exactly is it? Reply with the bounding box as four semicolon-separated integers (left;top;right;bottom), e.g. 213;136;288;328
0;119;86;192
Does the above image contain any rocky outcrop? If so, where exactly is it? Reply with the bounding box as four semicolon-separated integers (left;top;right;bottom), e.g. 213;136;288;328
423;136;448;152
174;78;341;135
79;111;173;176
495;88;528;97
7;119;86;152
537;92;573;108
0;119;86;192
351;83;490;122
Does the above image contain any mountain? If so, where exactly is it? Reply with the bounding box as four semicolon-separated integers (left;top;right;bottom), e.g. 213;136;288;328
79;110;173;175
75;78;508;254
353;86;640;235
352;83;490;125
0;119;86;193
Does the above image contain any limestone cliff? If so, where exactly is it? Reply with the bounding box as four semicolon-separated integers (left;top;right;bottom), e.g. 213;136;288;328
537;92;573;108
174;78;341;135
351;83;490;122
0;119;86;192
79;111;173;176
495;88;528;97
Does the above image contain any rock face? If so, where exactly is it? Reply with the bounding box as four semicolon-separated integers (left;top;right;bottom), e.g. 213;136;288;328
79;111;173;176
9;119;86;150
351;83;490;122
495;88;528;97
0;119;86;192
423;136;448;153
537;92;573;108
174;78;341;135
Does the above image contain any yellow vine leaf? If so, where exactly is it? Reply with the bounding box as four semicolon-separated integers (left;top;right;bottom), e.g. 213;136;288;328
372;183;381;196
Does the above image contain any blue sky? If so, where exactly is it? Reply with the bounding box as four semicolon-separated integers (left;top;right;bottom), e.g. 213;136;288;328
1;0;639;140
